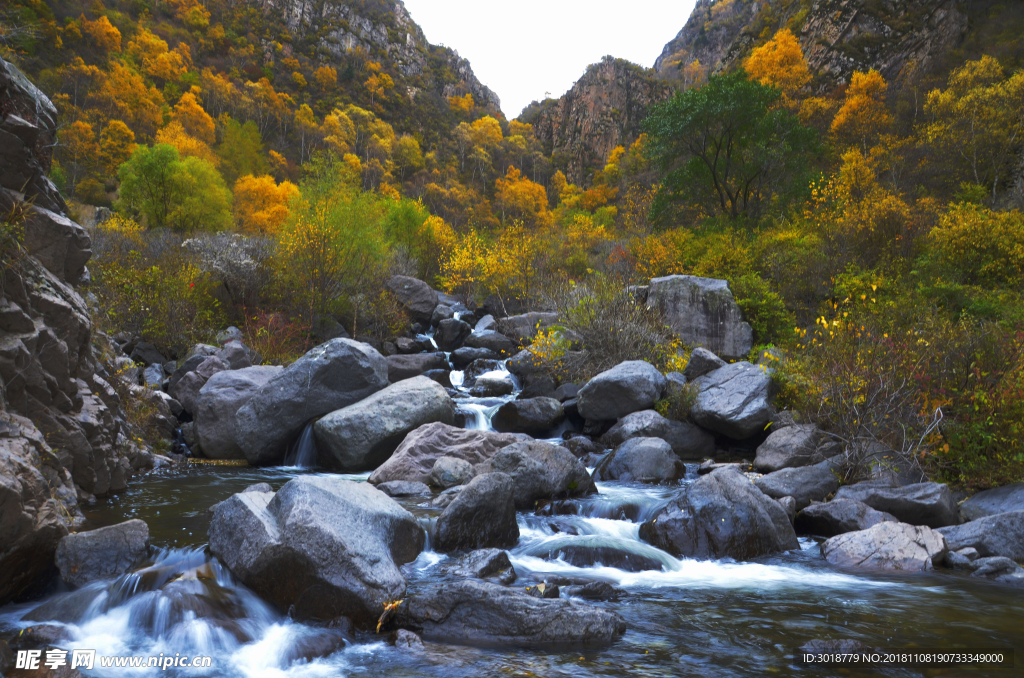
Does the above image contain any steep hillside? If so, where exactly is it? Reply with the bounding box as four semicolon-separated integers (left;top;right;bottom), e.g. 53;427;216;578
521;57;668;185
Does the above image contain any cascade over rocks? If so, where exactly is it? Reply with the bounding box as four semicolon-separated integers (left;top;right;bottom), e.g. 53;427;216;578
690;362;773;439
639;467;798;560
450;346;497;369
822;522;948;572
647;276;753;361
368;423;520;485
235;339;389;466
599;410;715;461
577;361;667;422
434;472;519;552
833;481;959;528
594;437;685;484
208;476;424;626
314;376;455;472
54;519;150;587
193;366;283;460
795;499;898;537
386;276;438;323
474;440;596;509
396;579;626;647
440;549;517;584
937;511;1024;561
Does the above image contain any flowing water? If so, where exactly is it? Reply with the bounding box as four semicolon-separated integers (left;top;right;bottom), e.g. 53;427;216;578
3;352;1022;677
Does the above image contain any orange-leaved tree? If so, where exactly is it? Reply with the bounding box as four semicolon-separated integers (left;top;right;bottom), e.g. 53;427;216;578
233;175;300;235
831;70;892;151
743;28;811;99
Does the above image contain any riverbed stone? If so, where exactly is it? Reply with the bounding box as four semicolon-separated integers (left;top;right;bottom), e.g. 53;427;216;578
368;423;521;485
193;366;283;460
434;318;472;352
594;437;684;484
450;347;497;369
463;330;517;356
475;441;596;509
171;356;230;414
396;579;626;647
497;312;559;343
794;499;898;537
440;549;517;584
577;361;667;423
936;511;1024;561
314;376;455;472
639;467;798;560
235;339;389;466
754;425;824;473
690;362;773;439
434;472;519;552
833;481;959;528
599;410;715;461
428;456;475;489
387;276;438;323
376;481;432;498
491;397;565;436
430;304;454;326
386;353;449;383
822;522;948;572
208;476;424;627
54;519;150;587
647;275;753;361
960;483;1024;521
682;347;727;380
469;376;515;397
970;557;1024;586
755;465;840;510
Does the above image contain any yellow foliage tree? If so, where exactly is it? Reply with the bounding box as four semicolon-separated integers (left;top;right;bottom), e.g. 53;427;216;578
61;120;99;190
364;62;394;106
233;174;300;234
494;166;551;227
171;90;215;144
98;120;137;176
156;121;220;166
831;70;892;151
79;14;121;54
314;66;337;92
447;93;474;113
127;27;188;81
88;61;164;135
743;28;811;98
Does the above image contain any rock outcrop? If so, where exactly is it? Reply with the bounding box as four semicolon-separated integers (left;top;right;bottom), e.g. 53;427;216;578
647;276;753;361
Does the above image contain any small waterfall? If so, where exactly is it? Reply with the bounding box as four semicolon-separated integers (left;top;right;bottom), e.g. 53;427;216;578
283;421;318;468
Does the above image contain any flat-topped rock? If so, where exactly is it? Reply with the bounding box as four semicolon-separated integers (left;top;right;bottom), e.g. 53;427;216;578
647;275;753;361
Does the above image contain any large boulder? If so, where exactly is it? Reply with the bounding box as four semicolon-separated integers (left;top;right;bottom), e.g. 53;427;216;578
208;476;424;626
54;519;149;587
960;483;1024;521
833;481;959;528
576;361;667;422
937;511;1024;561
594;437;684;484
690;362;773;439
491;397;565;436
599;410;715;461
171;356;229;414
368;423;520;485
396;579;625;647
754;425;824;472
314;376;455;472
821;522;947;572
434;472;519;552
386;353;449;382
794;499;898;537
428;456;476;489
386;276;438;323
235;339;389;466
496;312;559;343
754;465;839;510
193;366;283;460
639;467;798;560
463;330;517;357
434;318;472;352
646;275;753;361
682;347;727;380
450;346;497;369
475;441;596;509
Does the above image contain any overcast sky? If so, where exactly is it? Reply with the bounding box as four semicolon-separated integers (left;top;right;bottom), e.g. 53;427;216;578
401;0;698;119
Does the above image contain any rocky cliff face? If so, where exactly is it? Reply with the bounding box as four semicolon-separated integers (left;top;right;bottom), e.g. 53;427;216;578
527;57;669;185
655;0;968;87
0;58;140;605
260;0;501;110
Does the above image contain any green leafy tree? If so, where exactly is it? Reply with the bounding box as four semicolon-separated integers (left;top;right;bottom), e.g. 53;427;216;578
643;70;818;221
217;117;269;184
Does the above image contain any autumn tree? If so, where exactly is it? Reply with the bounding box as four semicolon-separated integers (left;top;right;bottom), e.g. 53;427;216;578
156;121;220;166
126;27;188;81
831;70;892;151
394;134;424;181
88;61;164;135
448;93;474;114
60;121;99;192
233;174;300;234
364;62;394;107
314;65;337;93
99;120;136;177
79;14;120;54
494;166;551;227
171;90;215;144
743;29;811;99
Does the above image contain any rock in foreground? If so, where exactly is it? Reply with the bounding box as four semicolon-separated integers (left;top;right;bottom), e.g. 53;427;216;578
822;522;947;572
577;361;667;422
959;483;1024;521
690;362;773;439
397;579;626;647
193;366;283;460
475;441;596;509
434;473;519;552
54;519;149;587
937;511;1024;561
833;481;958;528
208;476;424;626
599;410;715;461
594;437;684;484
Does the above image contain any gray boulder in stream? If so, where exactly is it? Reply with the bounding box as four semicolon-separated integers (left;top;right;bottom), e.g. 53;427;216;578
434;318;472;352
754;425;824;472
396;579;626;647
193;366;283;460
54;519;150;587
594;437;685;484
755;464;840;510
386;275;438;323
599;410;715;461
937;511;1024;561
434;472;519;552
235;339;389;465
386;353;449;382
463;330;517;357
368;423;521;485
794;499;898;537
475;441;596;509
639;467;798;560
833;481;959;528
959;483;1024;521
690;361;773;439
491;397;565;436
208;476;424;626
822;522;947;572
314;376;455;472
577;361;667;422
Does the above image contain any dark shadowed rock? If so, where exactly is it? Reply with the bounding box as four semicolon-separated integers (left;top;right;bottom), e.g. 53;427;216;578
396;579;626;647
518;375;558;400
430;304;454;326
639;467;798;560
475;441;596;509
208;476;424;626
754;425;823;472
55;519;149;587
450;347;497;369
461;358;504;386
647;275;753;361
577;361;667;422
682;347;727;380
434;473;519;552
553;383;579;402
314;376;455;472
435;318;472;352
794;499;898;537
834;481;959;528
386;353;449;383
368;423;521;485
497;312;559;342
376;481;432;498
387;276;438;323
423;369;452;388
822;522;947;572
690;362;773;439
937;511;1024;561
594;437;684;484
492;398;565;436
600;409;714;461
755;465;839;510
236;339;389;466
194;366;283;460
172;356;230;414
463;331;517;356
960;484;1024;521
440;548;517;584
469;376;515;397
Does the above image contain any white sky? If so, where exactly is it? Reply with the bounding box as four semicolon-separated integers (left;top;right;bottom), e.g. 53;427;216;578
401;0;698;119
